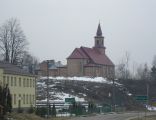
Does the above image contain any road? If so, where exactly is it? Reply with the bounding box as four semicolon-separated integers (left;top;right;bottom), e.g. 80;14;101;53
69;112;156;120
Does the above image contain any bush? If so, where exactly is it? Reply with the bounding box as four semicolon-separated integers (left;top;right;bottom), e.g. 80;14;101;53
35;107;47;117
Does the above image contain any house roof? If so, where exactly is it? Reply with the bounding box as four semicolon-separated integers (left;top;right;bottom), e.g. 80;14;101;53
67;46;114;66
0;61;35;76
67;48;89;59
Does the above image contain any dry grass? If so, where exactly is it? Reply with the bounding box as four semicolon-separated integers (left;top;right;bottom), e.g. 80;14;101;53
9;113;70;120
131;115;156;120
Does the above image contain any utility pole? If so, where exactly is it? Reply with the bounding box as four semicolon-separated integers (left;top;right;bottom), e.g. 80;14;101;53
46;60;49;118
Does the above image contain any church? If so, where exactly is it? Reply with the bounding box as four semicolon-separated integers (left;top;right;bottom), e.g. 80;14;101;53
64;23;115;79
36;24;115;79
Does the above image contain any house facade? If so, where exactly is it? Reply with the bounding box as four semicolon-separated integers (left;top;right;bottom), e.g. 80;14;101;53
0;62;36;109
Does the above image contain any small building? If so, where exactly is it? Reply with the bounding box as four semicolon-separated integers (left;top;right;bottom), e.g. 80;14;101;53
0;62;36;109
35;60;64;76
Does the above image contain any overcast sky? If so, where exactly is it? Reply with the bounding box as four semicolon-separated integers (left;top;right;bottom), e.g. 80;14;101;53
1;0;156;66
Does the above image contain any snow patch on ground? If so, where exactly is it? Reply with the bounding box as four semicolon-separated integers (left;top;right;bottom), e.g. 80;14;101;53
41;76;112;84
147;105;156;111
39;92;85;102
37;76;133;103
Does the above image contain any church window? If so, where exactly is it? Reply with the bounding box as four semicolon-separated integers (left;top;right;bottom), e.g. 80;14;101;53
97;40;99;45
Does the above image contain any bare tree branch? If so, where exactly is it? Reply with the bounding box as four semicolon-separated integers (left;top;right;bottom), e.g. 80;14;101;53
0;18;28;64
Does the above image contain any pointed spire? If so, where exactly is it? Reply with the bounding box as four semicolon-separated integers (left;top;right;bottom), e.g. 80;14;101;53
96;23;102;36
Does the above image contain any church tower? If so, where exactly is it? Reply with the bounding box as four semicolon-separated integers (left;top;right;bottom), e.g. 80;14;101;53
94;23;106;54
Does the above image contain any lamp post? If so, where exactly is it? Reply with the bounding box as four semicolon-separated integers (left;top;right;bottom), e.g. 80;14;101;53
46;60;50;118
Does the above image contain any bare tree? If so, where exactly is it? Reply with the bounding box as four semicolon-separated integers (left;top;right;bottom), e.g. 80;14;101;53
115;52;131;79
0;18;28;64
136;63;150;80
150;55;156;81
20;51;39;74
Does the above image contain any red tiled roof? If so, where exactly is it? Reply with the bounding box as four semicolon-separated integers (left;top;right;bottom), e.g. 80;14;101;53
67;48;88;59
81;47;114;66
67;46;114;66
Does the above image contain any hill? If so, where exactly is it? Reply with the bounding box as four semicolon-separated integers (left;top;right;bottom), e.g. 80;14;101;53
36;77;140;110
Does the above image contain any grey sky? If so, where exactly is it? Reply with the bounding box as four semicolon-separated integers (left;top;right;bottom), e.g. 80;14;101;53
0;0;156;66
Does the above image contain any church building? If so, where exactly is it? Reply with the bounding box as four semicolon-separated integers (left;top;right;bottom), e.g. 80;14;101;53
66;24;115;79
36;24;115;79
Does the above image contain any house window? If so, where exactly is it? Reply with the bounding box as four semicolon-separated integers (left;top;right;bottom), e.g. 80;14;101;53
30;79;32;87
7;76;9;85
33;95;35;104
33;79;35;87
3;76;6;86
14;77;16;86
14;94;16;104
30;94;31;104
23;94;25;104
11;94;13;104
27;79;29;87
26;94;28;104
11;77;13;86
23;78;25;87
19;78;21;87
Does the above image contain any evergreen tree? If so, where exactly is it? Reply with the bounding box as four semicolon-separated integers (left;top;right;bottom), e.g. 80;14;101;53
88;102;96;113
0;84;12;116
6;88;12;113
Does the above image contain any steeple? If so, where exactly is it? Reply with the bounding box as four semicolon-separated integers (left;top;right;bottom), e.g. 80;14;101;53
96;23;102;36
94;23;106;54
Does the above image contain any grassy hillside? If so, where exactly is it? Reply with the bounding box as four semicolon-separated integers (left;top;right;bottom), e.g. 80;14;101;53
37;78;140;110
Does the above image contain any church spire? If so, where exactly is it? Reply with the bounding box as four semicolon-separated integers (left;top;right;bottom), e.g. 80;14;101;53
96;23;102;36
94;23;106;54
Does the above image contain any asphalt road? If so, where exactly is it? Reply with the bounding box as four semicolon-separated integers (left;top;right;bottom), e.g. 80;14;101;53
69;112;156;120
